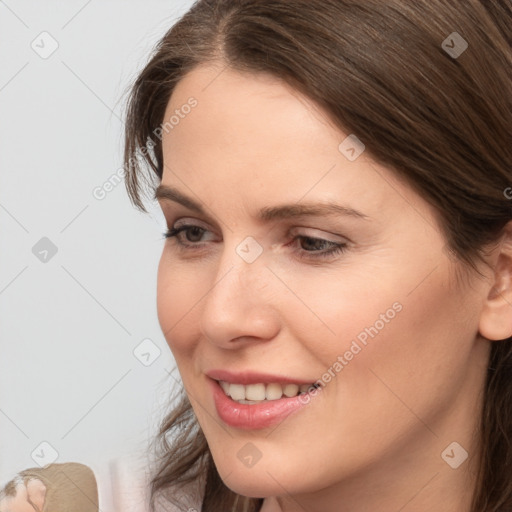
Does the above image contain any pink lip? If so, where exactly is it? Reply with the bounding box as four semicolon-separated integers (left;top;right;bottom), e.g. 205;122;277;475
208;377;321;430
206;369;316;385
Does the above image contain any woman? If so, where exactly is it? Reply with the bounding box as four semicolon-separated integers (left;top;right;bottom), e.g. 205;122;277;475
123;1;512;510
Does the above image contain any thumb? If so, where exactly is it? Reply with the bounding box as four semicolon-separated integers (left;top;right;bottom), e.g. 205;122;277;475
26;479;46;512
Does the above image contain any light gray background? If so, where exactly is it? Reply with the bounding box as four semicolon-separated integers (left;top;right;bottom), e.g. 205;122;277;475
0;1;194;509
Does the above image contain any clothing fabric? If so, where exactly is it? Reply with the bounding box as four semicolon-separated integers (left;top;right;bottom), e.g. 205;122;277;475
17;462;99;512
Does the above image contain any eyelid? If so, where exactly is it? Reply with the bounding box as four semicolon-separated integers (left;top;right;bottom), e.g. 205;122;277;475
169;217;219;236
288;226;349;244
160;205;224;232
165;228;349;262
166;222;351;250
172;218;209;229
170;215;347;236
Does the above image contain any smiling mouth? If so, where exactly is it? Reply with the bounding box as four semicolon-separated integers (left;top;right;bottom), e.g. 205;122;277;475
217;380;321;404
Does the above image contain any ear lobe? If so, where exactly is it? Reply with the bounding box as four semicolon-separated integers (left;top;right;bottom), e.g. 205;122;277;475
479;223;512;341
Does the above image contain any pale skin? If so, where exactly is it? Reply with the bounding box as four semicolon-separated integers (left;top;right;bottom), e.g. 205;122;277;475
155;61;512;512
0;479;46;512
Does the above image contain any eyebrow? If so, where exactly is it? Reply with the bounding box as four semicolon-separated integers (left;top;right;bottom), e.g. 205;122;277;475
154;184;369;222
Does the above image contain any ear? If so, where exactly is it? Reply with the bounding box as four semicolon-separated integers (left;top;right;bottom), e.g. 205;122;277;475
479;221;512;341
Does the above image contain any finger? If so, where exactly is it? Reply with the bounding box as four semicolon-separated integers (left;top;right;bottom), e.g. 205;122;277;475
0;483;37;512
25;480;46;512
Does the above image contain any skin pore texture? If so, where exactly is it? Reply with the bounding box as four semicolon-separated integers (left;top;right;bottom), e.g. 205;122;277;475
155;62;507;512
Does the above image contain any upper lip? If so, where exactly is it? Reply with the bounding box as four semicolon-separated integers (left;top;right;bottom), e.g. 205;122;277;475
206;369;316;385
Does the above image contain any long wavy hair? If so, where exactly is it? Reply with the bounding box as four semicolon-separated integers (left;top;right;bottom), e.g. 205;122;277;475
122;1;512;510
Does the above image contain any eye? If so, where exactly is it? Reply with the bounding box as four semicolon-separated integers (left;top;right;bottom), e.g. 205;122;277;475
290;235;348;260
162;224;348;261
163;224;214;245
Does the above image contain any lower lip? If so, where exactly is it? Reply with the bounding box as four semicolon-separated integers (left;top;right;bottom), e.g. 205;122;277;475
209;378;321;430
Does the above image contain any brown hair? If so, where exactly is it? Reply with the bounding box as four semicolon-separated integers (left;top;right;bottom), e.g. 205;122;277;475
122;1;512;510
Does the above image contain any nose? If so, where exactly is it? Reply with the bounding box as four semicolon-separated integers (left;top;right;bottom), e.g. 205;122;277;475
198;240;281;348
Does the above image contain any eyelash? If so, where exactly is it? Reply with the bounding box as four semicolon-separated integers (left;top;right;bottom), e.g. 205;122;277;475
162;224;347;260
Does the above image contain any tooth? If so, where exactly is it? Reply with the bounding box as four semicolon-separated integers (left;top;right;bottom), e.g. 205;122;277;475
220;381;313;401
265;383;283;401
229;383;245;401
299;384;310;393
283;384;299;397
246;383;266;401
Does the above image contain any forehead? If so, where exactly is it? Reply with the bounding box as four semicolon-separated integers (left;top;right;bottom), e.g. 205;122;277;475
163;63;338;146
159;64;434;233
161;64;355;186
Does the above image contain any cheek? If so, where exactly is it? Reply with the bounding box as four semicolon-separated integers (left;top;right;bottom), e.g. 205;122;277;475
286;255;472;413
156;253;201;358
273;262;406;367
157;241;469;393
315;259;475;426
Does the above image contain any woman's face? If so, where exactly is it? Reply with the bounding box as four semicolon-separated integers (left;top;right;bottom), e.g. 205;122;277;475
155;63;491;505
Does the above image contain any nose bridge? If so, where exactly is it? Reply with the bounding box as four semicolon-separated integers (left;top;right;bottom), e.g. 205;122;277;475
199;236;278;344
208;236;268;309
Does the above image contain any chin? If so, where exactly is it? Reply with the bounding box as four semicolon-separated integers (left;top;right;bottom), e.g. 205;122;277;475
219;474;280;500
213;455;307;499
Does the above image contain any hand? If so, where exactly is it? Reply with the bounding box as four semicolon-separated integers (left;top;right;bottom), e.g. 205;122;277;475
0;463;98;512
0;477;46;512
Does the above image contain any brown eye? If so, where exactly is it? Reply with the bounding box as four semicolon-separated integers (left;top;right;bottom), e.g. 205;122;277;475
290;235;348;260
163;224;215;247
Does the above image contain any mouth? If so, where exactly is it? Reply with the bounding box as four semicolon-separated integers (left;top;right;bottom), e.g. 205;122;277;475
217;380;321;404
208;376;322;430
